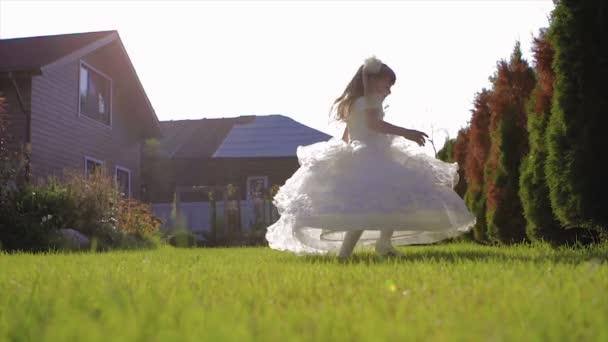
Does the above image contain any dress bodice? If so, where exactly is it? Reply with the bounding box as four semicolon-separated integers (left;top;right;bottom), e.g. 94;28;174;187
346;96;386;145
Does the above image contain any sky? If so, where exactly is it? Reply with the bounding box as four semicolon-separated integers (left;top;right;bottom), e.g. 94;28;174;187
0;0;554;155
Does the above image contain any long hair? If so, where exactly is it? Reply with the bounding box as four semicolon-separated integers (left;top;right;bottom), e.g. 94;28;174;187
331;63;396;122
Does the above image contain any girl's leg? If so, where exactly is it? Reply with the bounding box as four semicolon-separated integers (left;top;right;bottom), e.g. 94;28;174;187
376;229;393;248
338;230;363;259
375;230;404;256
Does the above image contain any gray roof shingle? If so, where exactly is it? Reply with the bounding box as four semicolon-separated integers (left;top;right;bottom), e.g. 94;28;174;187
159;115;331;159
213;115;331;158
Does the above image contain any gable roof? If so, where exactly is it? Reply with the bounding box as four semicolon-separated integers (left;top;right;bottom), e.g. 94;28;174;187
159;116;252;158
0;30;116;73
213;115;332;158
0;30;161;137
158;115;331;159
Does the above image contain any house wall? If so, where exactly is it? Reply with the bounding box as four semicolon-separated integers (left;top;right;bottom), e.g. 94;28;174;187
0;76;31;156
169;157;300;201
29;41;143;197
214;157;300;199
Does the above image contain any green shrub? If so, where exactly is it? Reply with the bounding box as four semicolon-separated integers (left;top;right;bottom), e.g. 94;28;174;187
0;179;76;251
115;198;162;239
62;170;122;249
1;169;163;252
168;229;197;248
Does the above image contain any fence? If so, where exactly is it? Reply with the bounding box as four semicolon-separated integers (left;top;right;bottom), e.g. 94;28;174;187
151;199;279;236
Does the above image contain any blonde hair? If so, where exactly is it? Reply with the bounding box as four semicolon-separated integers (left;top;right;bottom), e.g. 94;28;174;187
331;62;396;122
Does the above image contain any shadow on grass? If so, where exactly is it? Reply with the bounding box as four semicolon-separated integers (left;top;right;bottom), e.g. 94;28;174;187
297;244;608;266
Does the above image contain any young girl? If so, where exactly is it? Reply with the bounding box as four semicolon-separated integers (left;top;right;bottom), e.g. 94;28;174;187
266;56;475;259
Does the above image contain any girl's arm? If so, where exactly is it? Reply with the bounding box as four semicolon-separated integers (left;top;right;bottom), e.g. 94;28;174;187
342;127;349;143
365;108;428;146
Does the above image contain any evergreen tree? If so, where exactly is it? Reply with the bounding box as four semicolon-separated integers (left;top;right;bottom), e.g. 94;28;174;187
453;127;470;198
437;138;455;163
546;0;608;232
464;90;492;242
518;28;570;244
484;42;536;243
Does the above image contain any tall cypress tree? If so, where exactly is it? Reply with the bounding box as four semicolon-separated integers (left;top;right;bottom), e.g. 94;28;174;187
464;89;492;242
437;138;455;163
453;127;470;198
437;128;469;199
518;28;572;244
484;42;536;243
546;0;608;231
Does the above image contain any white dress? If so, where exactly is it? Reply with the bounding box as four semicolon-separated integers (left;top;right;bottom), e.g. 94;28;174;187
266;96;475;254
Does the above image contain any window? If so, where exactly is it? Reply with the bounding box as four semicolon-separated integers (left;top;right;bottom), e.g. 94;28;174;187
246;176;268;200
115;166;131;198
79;62;112;126
84;156;104;178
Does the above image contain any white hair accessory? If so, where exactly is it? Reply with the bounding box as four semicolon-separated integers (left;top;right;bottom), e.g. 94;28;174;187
363;56;382;74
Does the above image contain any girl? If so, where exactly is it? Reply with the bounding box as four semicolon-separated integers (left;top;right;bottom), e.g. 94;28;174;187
266;56;475;259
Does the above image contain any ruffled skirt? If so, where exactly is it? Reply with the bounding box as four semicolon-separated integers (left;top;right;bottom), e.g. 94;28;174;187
265;136;475;254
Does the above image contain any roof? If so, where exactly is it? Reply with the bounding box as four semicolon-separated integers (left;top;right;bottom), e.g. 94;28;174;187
0;30;116;73
159;117;251;158
158;115;331;159
213;115;331;158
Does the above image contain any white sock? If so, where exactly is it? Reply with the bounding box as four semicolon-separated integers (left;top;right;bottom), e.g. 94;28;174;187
376;230;394;248
338;230;363;259
376;230;404;256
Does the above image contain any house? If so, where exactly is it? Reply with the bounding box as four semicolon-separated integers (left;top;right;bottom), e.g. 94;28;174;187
148;115;332;233
150;114;331;202
0;31;161;198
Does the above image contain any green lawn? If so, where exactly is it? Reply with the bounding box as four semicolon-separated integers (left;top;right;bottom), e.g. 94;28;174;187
1;242;607;341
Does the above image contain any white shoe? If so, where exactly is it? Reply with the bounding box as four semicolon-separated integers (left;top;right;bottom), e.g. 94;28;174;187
375;243;404;257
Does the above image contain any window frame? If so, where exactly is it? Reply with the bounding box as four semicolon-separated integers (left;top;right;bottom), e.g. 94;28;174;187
78;60;113;128
84;156;105;178
114;165;132;198
246;175;268;200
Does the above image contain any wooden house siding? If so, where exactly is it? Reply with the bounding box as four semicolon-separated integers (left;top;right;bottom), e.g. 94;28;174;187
29;42;142;196
212;157;300;194
0;77;30;155
169;157;300;202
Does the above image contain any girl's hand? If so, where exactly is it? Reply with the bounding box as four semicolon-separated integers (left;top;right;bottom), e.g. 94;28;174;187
403;129;428;146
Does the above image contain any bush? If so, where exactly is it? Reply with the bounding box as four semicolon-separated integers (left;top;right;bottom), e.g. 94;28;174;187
115;198;162;239
64;170;162;250
1;169;162;252
62;170;123;249
168;229;197;248
0;179;76;251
